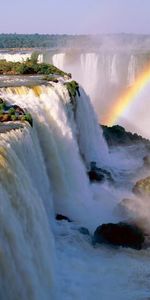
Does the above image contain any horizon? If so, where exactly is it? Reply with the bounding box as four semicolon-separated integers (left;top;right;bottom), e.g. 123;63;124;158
0;33;150;36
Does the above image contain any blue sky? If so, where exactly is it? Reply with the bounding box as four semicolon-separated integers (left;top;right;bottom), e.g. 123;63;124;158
1;0;150;34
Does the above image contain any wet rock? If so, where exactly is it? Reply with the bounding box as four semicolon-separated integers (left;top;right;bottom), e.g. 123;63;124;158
88;169;104;182
56;214;72;222
93;222;145;250
88;161;113;183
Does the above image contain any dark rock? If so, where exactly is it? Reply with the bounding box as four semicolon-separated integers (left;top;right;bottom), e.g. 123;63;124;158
102;124;150;147
56;214;72;222
88;161;113;182
13;105;25;115
79;227;90;235
88;169;105;182
93;222;145;250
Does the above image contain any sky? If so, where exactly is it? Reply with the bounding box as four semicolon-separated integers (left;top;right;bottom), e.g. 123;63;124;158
1;0;150;34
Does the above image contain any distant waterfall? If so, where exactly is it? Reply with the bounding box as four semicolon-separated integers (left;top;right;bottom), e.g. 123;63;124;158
52;53;66;70
127;55;136;86
80;53;99;100
38;54;44;63
0;53;31;62
0;126;56;300
109;54;118;84
44;51;143;124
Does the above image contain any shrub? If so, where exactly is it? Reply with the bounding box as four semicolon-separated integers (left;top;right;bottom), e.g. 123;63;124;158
30;51;39;64
8;107;15;115
65;80;80;98
43;75;58;83
21;113;33;127
11;114;17;121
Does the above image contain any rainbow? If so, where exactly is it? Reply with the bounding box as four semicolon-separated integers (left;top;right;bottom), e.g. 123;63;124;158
102;66;150;126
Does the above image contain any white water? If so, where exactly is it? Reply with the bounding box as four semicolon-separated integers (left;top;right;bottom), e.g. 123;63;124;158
80;53;99;101
1;80;150;300
1;83;107;226
127;55;137;86
0;126;56;300
109;54;118;84
76;87;109;167
52;53;66;70
0;52;43;64
50;51;147;131
0;53;31;62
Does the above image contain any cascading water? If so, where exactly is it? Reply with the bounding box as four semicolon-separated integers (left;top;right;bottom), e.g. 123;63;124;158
75;87;109;167
37;54;44;63
0;125;56;300
48;50;147;127
1;82;109;226
0;53;31;62
52;53;66;71
109;54;118;84
80;53;99;100
127;54;136;86
0;74;150;300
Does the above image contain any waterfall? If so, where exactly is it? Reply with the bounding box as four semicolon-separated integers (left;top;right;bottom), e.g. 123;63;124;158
37;54;43;63
80;53;99;100
0;81;111;299
1;49;142;126
1;83;101;224
44;50;144;125
127;55;136;86
52;53;66;70
0;126;56;300
76;87;109;167
0;53;31;62
109;54;118;84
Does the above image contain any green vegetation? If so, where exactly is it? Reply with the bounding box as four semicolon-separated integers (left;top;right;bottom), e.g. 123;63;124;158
8;107;15;116
21;113;33;127
43;75;59;83
0;59;68;77
0;101;6;111
10;114;17;121
30;51;39;64
102;125;149;146
0;34;91;49
65;80;80;98
0;99;33;126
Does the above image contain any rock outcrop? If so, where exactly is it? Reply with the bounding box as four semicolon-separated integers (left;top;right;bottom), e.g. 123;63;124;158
88;161;113;182
102;125;150;147
55;214;72;222
93;222;145;250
